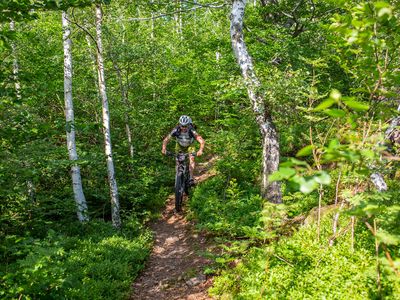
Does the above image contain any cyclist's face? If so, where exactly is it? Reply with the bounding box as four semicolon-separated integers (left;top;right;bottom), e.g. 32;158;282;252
181;125;188;132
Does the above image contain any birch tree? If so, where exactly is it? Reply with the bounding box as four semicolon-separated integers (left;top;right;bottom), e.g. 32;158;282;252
95;4;121;228
230;0;281;203
62;10;89;222
10;20;21;100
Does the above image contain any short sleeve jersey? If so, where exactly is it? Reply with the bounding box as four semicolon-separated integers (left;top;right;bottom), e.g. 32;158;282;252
169;125;198;148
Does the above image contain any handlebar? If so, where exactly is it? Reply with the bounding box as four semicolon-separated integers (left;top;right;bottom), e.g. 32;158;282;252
165;151;196;158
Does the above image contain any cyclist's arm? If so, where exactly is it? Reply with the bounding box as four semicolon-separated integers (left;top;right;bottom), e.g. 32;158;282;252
162;126;179;154
162;135;171;154
195;135;205;156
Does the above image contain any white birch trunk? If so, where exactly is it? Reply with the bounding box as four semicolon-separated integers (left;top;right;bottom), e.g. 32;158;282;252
95;4;121;228
62;11;89;222
179;0;183;37
174;0;182;37
10;20;21;99
151;12;157;101
230;0;282;203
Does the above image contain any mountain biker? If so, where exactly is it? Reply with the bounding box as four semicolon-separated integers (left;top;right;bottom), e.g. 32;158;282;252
162;115;205;186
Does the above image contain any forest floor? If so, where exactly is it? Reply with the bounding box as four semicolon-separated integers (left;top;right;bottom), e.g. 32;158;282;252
130;158;217;300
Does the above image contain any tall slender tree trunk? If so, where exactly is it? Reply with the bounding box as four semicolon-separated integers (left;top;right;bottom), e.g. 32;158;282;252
174;0;182;36
10;20;21;100
230;0;281;203
62;11;89;222
95;4;121;228
151;12;157;102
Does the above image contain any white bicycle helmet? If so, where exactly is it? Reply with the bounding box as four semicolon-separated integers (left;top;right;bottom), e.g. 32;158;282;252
179;115;192;126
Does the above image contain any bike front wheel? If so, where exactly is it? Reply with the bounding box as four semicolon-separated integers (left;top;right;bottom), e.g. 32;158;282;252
175;173;184;212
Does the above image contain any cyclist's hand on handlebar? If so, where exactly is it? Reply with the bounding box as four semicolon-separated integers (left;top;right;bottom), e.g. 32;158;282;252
161;148;166;155
196;150;203;157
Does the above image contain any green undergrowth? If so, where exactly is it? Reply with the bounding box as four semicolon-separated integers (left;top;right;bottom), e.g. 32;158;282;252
188;176;264;238
189;174;400;299
209;215;399;299
0;220;152;299
188;174;332;239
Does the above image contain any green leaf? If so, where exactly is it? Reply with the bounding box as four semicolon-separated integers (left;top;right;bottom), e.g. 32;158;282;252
362;204;380;216
376;230;400;245
361;149;375;159
314;172;331;185
329;89;341;101
324;109;346;118
290;158;310;167
279;167;296;178
314;98;336;111
268;167;296;181
374;1;390;9
378;7;392;18
351;19;363;29
343;100;369;111
296;145;314;157
328;139;340;149
299;179;318;194
280;158;309;168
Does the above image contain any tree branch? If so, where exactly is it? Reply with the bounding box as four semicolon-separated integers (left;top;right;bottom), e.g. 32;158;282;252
67;8;100;54
128;2;226;21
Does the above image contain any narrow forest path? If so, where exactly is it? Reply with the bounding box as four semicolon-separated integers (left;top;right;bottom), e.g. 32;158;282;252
130;159;217;300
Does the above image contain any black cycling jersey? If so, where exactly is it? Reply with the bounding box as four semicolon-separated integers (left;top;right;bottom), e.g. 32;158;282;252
169;124;198;147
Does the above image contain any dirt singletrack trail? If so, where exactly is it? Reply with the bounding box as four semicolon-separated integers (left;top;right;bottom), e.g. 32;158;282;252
131;158;217;300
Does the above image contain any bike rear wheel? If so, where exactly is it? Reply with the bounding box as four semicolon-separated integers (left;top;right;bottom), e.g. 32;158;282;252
175;173;184;212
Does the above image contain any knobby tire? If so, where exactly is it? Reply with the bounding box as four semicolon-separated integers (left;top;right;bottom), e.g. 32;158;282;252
175;173;184;212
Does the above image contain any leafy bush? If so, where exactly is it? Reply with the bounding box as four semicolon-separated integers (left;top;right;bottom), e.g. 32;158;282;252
210;213;400;299
0;221;152;299
189;176;263;238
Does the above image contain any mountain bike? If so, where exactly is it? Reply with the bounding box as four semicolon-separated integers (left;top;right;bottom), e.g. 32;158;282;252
166;151;196;212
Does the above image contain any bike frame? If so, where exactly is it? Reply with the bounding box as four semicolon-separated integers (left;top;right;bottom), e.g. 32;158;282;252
167;151;194;212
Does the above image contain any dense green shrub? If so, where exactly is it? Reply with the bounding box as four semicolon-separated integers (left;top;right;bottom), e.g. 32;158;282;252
210;214;400;299
189;176;263;238
0;221;152;299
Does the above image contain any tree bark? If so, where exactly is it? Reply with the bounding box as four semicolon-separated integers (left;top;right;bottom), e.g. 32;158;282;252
95;4;121;228
230;0;282;203
62;11;89;222
10;20;21;99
